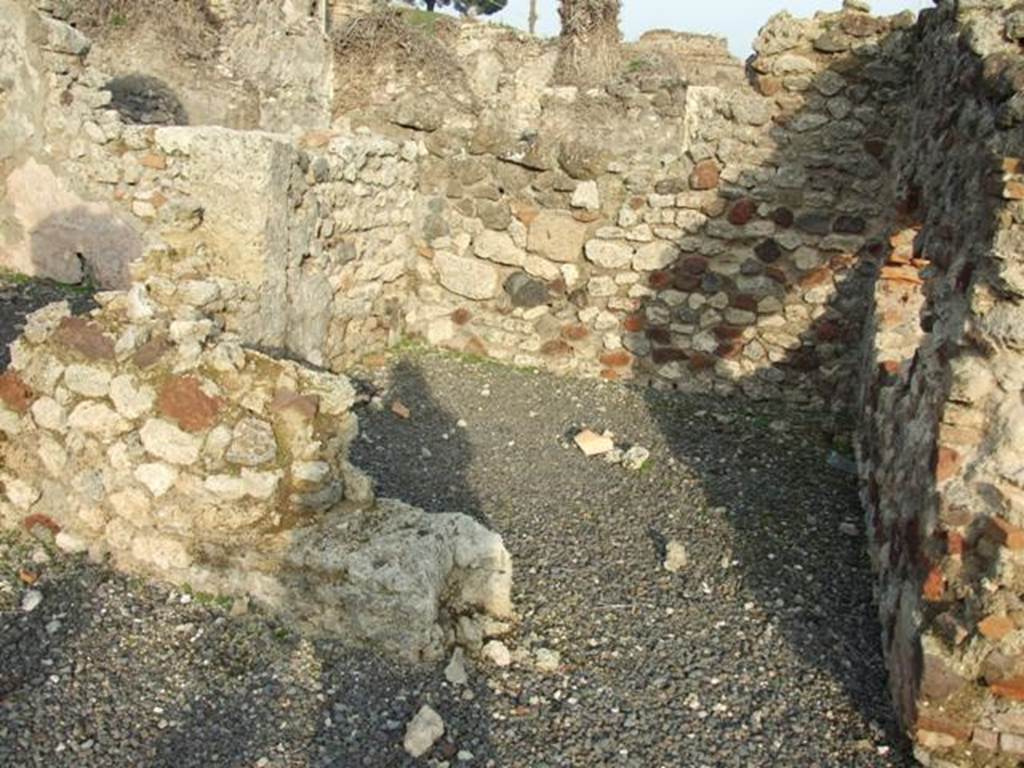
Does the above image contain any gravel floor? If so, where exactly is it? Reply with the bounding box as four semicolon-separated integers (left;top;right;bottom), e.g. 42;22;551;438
0;279;911;767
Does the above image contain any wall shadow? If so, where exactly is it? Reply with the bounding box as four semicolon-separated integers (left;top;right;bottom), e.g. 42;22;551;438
349;357;487;526
104;74;189;126
28;205;142;290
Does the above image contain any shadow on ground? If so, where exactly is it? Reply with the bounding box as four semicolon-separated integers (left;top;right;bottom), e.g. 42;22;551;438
0;530;497;767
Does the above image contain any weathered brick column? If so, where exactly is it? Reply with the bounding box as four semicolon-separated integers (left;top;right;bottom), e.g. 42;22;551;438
857;3;1024;765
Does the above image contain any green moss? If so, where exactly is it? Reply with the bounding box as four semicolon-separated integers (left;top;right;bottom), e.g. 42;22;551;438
0;268;33;286
0;268;96;297
396;6;444;36
391;335;429;354
625;57;654;73
181;582;234;610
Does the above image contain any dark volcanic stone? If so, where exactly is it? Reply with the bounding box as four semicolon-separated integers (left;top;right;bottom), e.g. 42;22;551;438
504;272;549;309
755;239;783;263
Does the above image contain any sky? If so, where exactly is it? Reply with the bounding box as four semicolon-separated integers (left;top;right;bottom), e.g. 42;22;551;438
470;0;933;56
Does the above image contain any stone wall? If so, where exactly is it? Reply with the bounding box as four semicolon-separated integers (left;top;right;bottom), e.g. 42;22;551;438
857;1;1024;765
0;0;144;287
366;6;913;408
2;0;910;407
0;264;513;663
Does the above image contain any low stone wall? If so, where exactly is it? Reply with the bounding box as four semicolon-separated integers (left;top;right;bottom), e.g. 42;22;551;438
0;268;512;661
857;2;1024;765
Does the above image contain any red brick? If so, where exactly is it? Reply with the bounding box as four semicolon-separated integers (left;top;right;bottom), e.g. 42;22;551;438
0;371;33;413
599;350;632;368
561;324;590;341
920;653;967;700
728;198;756;226
973;728;999;752
55;317;115;361
945;531;965;556
922;566;946;602
916;714;972;743
979;615;1016;641
991;676;1024;701
599;369;620;381
623;314;645;333
157;376;223;432
689;160;720;191
451;308;471;326
935;446;962;483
